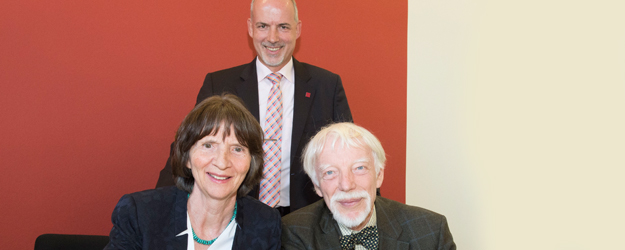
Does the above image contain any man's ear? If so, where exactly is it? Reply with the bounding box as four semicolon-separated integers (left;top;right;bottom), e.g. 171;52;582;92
314;184;323;197
247;18;254;37
376;167;385;188
295;20;302;39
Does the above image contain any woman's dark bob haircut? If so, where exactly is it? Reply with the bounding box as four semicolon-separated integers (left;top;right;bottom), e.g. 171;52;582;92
171;94;264;197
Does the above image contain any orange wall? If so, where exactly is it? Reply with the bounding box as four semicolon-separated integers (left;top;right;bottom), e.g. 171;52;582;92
0;1;406;248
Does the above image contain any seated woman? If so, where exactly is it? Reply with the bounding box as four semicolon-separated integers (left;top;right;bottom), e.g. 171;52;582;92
105;94;280;250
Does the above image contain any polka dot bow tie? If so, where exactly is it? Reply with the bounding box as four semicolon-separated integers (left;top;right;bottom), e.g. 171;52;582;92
339;226;379;250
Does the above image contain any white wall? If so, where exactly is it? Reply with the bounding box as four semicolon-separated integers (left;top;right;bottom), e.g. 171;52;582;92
407;0;625;249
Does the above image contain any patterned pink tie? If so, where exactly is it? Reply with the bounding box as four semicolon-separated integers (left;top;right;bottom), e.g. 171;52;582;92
260;72;283;207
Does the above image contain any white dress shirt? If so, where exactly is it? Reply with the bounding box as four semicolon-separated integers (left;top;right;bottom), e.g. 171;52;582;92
256;57;295;207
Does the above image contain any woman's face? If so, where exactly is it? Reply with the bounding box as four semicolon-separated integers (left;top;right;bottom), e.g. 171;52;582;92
187;127;251;201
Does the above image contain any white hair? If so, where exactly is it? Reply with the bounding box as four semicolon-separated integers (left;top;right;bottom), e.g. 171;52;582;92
302;122;386;186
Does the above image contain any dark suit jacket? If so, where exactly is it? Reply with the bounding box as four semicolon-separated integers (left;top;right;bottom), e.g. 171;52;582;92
281;197;456;250
105;186;281;250
156;58;353;212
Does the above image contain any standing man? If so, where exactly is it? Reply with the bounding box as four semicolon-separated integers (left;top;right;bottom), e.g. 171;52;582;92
156;0;352;216
282;123;456;250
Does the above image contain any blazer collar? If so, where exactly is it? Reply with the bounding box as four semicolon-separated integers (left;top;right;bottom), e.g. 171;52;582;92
173;188;189;248
318;202;343;248
290;57;315;160
231;196;246;250
375;197;410;249
236;58;260;121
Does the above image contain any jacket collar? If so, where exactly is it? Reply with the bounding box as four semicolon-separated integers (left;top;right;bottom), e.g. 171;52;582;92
173;188;189;248
235;58;261;121
290;57;314;161
375;197;410;249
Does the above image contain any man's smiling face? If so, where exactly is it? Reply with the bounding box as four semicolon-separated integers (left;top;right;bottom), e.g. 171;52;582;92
247;0;301;72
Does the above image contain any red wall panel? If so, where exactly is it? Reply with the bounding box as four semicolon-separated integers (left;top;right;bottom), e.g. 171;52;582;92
0;1;406;248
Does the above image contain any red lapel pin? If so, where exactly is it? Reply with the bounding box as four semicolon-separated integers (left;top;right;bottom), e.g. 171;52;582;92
305;92;311;98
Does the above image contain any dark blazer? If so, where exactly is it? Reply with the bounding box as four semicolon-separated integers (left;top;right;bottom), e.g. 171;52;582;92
156;58;353;212
281;197;456;250
105;186;281;250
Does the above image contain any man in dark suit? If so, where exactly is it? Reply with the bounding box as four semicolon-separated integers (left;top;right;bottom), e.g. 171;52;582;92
281;123;456;250
156;0;352;216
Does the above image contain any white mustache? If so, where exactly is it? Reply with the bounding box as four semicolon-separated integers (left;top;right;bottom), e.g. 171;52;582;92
330;190;369;204
328;190;372;228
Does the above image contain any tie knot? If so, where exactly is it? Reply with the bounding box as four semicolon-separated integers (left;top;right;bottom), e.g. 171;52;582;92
339;226;379;250
267;73;282;85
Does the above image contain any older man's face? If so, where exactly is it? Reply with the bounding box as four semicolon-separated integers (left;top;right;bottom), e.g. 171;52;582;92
314;137;384;231
247;0;301;72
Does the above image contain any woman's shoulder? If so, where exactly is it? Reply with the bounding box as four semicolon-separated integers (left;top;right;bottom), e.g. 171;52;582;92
123;185;180;197
237;196;280;220
119;186;185;209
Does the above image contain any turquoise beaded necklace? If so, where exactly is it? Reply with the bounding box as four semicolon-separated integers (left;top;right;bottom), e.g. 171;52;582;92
187;193;238;245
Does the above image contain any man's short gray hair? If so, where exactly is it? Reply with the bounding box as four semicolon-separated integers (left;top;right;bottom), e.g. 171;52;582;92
302;122;386;186
250;0;299;22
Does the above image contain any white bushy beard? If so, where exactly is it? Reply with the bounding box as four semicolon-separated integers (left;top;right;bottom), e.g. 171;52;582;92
328;190;372;229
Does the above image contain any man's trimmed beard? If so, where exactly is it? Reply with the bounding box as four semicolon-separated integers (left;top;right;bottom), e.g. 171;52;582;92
259;42;286;67
329;190;372;228
260;53;284;68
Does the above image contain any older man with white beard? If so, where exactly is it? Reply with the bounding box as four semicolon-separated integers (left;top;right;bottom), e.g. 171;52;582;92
281;123;456;250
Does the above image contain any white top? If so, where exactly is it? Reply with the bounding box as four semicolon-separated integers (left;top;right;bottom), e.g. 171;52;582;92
256;57;295;207
176;212;237;250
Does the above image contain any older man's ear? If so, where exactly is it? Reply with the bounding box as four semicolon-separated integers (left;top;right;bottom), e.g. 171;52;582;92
376;167;385;189
314;185;323;197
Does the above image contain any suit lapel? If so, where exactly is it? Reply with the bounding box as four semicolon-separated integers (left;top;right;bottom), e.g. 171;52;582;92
231;197;245;250
172;188;188;248
236;59;260;121
375;198;410;250
238;59;261;199
318;204;343;249
290;58;314;167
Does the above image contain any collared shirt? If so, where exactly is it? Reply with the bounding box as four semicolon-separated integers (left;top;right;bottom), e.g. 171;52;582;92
255;57;295;207
338;207;377;250
176;212;237;250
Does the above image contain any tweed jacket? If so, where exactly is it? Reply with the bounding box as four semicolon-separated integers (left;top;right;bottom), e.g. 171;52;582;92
281;197;456;250
105;186;281;250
